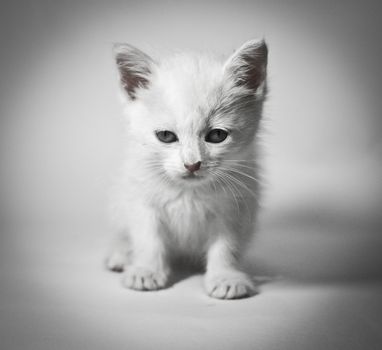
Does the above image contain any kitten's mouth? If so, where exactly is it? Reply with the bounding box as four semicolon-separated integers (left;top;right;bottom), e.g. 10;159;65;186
181;173;203;180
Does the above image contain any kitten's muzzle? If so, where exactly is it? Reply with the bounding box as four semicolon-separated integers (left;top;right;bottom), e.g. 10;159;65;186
184;161;201;173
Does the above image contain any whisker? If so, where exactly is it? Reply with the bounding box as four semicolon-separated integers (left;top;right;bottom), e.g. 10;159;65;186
221;159;257;163
211;170;230;200
213;169;241;214
222;163;256;171
218;166;262;184
220;172;252;214
220;170;257;198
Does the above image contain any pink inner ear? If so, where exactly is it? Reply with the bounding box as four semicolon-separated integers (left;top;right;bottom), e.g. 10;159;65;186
238;52;267;92
121;72;150;100
229;41;268;93
114;44;153;100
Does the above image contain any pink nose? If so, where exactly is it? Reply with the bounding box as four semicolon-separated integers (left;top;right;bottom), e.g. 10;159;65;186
184;161;201;173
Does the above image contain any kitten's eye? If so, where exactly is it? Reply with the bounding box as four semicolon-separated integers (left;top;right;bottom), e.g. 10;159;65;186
205;129;228;143
156;130;178;143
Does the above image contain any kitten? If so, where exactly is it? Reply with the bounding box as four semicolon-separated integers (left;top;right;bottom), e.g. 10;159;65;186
106;39;268;299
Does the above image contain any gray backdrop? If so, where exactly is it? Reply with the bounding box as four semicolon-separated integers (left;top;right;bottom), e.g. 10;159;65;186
1;1;381;349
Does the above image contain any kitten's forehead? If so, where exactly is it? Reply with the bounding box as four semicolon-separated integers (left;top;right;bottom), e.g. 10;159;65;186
135;52;260;135
150;54;224;123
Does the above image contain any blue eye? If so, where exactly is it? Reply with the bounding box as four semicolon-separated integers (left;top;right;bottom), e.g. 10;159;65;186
156;130;178;143
205;129;228;143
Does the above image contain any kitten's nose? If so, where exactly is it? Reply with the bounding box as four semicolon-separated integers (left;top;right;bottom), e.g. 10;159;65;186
184;161;201;173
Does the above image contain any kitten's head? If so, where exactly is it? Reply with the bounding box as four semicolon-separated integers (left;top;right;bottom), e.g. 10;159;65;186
114;40;267;188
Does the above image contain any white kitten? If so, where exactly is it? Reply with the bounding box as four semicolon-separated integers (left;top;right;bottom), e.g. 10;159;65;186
106;39;268;299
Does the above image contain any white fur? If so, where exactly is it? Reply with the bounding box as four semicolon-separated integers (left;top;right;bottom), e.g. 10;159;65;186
107;39;268;299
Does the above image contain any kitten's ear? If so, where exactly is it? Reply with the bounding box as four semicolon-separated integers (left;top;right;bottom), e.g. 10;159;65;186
224;39;268;96
113;43;155;100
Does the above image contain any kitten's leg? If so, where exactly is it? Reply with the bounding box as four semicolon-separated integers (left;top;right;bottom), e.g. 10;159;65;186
122;207;169;291
205;237;257;299
105;249;127;272
105;235;130;272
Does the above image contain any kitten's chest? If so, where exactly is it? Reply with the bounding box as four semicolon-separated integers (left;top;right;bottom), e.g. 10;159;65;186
159;191;218;239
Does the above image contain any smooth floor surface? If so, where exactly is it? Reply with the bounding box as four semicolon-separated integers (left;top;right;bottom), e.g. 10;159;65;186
1;225;382;350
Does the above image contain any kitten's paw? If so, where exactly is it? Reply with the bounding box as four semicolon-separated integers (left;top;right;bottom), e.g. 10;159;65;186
122;266;168;291
205;270;257;299
105;251;126;272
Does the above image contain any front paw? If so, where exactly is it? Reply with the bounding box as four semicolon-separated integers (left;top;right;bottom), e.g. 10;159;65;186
122;266;169;291
105;251;126;272
205;270;257;299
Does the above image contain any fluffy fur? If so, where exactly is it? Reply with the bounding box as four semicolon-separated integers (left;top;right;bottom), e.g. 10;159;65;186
106;39;268;299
